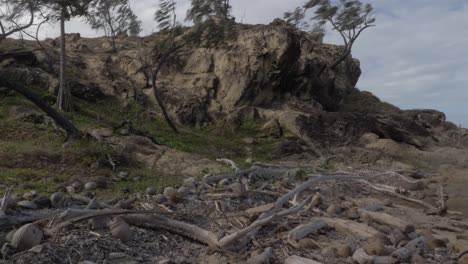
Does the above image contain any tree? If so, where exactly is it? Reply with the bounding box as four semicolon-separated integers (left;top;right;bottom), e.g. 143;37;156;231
138;0;183;133
87;0;142;52
0;1;83;139
186;0;235;48
285;0;375;75
0;0;40;42
186;0;232;23
42;0;93;112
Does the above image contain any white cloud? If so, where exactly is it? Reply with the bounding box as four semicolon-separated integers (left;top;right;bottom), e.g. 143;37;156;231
23;0;468;127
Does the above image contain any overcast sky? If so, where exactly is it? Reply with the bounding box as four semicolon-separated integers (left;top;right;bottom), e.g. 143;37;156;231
36;0;468;127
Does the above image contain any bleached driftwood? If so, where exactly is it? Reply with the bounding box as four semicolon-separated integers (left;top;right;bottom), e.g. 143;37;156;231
216;158;241;172
203;167;286;184
358;180;437;211
0;187;13;217
320;217;379;238
358;209;415;233
245;247;273;264
287;219;328;242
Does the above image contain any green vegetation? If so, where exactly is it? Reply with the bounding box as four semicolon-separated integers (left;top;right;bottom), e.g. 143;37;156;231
338;88;401;114
0;86;284;197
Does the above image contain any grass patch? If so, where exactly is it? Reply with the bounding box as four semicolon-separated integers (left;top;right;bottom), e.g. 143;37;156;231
338;88;401;114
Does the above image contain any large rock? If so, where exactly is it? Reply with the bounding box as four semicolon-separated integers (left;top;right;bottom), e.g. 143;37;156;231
116;22;361;126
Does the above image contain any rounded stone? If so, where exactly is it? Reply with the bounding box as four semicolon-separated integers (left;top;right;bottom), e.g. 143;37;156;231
146;187;158;196
84;182;97;191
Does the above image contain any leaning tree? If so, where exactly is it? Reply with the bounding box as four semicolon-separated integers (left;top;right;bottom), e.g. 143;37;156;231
137;0;236;133
285;0;375;75
0;0;84;139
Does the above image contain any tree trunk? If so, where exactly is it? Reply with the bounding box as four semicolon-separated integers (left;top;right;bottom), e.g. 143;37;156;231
57;7;72;112
0;76;83;140
151;74;178;133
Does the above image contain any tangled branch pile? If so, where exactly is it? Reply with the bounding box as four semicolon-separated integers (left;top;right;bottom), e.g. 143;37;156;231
0;162;467;263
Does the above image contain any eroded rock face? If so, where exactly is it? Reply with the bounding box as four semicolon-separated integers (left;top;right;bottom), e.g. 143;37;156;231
113;22;361;125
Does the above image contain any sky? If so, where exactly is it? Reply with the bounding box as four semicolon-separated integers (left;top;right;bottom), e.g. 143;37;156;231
34;0;468;127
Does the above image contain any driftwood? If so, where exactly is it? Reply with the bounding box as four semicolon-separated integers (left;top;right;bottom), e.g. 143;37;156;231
320;217;379;238
287;219;328;242
391;237;426;262
427;186;448;216
358;209;415;233
245;247;273;264
0;187;13;217
46;209;173;235
358;180;438;211
203;167;287;184
284;255;323;264
216;158;241;172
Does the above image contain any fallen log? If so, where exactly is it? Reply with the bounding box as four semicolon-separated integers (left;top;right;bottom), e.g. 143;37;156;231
358;209;415;233
287;219;328;242
320;217;379;239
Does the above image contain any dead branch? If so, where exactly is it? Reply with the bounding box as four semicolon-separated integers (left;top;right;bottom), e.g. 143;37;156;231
216;158;241;172
427;186;448;216
0;187;13;217
46;209;174;235
358;179;437;211
203;167;286;184
287;219;328;242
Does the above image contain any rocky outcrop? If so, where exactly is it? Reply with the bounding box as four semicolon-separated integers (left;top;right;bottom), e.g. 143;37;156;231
113;21;361;124
0;21;459;149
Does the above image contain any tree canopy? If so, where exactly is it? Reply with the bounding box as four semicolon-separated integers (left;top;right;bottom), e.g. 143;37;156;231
88;0;141;51
285;0;375;73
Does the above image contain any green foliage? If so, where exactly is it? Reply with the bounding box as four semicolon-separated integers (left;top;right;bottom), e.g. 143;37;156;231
87;0;142;49
186;0;232;24
285;0;375;71
185;0;237;48
155;0;178;31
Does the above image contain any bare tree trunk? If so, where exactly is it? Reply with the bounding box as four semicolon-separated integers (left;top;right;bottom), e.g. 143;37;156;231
151;73;178;133
0;76;83;140
57;7;72;112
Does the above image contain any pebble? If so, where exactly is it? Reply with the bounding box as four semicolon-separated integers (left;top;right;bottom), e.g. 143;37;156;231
365;233;390;256
50;192;65;208
163;187;179;202
146;187;158;195
326;204;342;215
154;194;168;204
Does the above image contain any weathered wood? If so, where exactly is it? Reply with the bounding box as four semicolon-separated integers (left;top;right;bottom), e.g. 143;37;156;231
0;187;13;216
284;255;323;264
358;209;415;233
244;203;275;218
358;180;437;211
245;247;273;264
288;220;328;241
391;237;426;263
320;217;379;238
